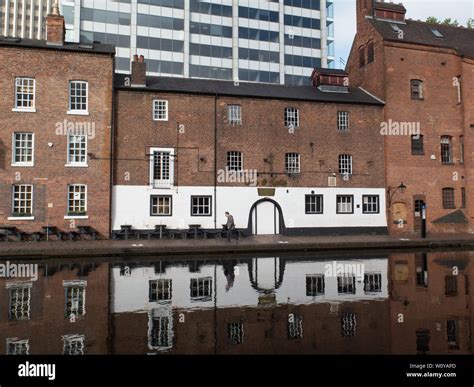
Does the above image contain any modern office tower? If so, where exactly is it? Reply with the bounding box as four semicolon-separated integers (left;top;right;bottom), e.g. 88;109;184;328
59;0;335;85
0;0;54;39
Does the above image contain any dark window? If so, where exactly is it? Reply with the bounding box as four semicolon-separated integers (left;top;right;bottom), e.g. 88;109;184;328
362;195;379;213
306;275;325;296
358;46;365;68
411;135;424;155
442;188;455;209
411;79;424;100
445;275;457;296
191;196;212;216
367;41;374;63
364;273;382;292
416;329;430;354
305;195;323;214
441;136;453;164
341;313;356;337
459;135;464;164
461;187;466;208
447;320;459;349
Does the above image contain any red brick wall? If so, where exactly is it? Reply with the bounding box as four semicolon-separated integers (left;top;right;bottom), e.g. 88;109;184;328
0;46;114;236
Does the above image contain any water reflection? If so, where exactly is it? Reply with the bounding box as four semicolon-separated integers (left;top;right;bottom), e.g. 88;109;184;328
0;252;472;355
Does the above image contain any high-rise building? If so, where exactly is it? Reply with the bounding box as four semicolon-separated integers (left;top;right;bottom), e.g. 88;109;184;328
59;0;335;85
0;0;54;39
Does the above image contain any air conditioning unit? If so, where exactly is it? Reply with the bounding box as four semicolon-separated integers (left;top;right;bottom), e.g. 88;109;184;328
328;176;337;187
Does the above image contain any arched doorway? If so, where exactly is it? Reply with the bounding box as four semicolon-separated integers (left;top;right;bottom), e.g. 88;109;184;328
248;198;284;235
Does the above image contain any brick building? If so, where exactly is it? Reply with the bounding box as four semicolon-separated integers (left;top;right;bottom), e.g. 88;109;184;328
347;0;474;234
0;9;115;236
113;57;386;235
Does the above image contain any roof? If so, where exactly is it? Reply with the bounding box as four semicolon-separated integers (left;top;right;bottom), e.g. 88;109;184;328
374;2;406;12
432;210;468;224
369;19;474;59
0;36;115;55
115;74;384;105
312;67;348;76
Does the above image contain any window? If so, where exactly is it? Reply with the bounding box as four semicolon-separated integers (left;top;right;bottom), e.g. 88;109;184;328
190;277;213;299
337;111;349;131
341;313;356;337
153;99;168;121
411;134;424;155
228;321;244;344
336;195;353;214
151;195;172;216
12;184;33;216
288;314;303;340
446;320;459;349
227;151;243;171
227;105;242;125
431;28;444;38
14;77;35;111
364;273;382;292
367;41;375;63
305;195;323;214
69;81;88;113
459;135;464;164
67;135;87;165
191;196;212;216
411;79;423;100
12;133;34;165
338;154;352;175
338;275;356;294
442;188;455;209
284;107;299;128
461;187;466;209
358;46;365;68
285;153;300;173
149;279;172;301
150;315;171;348
416;253;428;287
67;185;87;215
445;275;457;296
440;136;453;164
362;195;379;214
151;149;173;188
306;275;325;296
6;339;29;355
8;284;31;321
416;329;430;354
62;335;85;355
64;281;87;318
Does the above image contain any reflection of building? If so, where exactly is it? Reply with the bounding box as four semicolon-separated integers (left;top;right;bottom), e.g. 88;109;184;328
110;257;390;354
389;252;474;354
0;262;109;355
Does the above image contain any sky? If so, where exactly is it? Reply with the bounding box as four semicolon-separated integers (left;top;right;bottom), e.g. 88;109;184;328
334;0;474;69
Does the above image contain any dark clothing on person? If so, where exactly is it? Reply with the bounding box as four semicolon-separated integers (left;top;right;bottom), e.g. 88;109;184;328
226;214;235;241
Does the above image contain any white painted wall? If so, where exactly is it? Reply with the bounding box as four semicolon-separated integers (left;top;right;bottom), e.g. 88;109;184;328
112;185;387;230
111;258;388;314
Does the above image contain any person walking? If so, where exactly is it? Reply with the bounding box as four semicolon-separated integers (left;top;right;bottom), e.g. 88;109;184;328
225;211;235;242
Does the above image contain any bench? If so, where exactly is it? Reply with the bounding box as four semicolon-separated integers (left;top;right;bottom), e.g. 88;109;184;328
77;226;99;240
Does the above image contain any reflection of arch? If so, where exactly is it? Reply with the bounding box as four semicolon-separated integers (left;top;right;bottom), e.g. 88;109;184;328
247;257;286;294
246;198;286;235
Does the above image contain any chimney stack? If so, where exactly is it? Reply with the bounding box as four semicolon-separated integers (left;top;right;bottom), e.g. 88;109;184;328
131;55;147;87
46;0;65;46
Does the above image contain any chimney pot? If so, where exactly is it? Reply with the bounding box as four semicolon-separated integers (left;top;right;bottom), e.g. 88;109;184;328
46;2;65;46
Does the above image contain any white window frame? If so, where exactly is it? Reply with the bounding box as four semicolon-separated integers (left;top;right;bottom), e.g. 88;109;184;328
338;154;353;175
6;338;29;355
62;334;85;355
13;77;36;112
336;195;354;214
285;153;300;174
305;194;323;214
190;276;213;300
288;314;303;340
228;321;244;344
227;151;243;171
362;195;379;214
66;184;87;218
66;134;88;167
284;107;299;128
148;308;173;351
10;184;34;220
7;283;32;321
151;195;172;216
341;313;357;337
12;132;34;166
337;111;350;131
68;81;89;115
153;99;169;121
364;272;382;293
191;196;212;217
227;104;242;125
150;147;174;188
63;280;87;318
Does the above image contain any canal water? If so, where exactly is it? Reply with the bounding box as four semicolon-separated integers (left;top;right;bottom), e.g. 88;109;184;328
1;250;472;355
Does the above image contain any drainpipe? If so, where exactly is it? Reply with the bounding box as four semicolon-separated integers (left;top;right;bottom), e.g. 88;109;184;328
108;56;116;238
214;94;217;229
